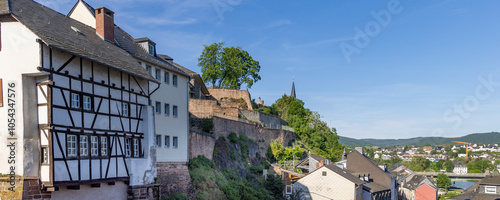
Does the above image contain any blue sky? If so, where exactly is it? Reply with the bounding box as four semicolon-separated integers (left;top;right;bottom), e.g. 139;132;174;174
41;0;500;139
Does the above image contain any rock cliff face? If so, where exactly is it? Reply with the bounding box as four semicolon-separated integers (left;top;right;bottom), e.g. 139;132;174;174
213;138;264;179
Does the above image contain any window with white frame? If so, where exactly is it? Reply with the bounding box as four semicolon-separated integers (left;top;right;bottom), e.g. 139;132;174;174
285;185;293;195
80;136;88;157
155;68;161;81
146;65;152;75
125;138;131;157
164;103;170;116
173;136;178;148
101;136;108;156
83;95;92;111
41;147;48;164
67;135;77;157
164;135;170;147
173;105;178;117
71;93;80;108
133;138;139;157
173;75;178;86
148;44;156;56
155;101;161;114
91;136;98;156
164;71;169;84
122;102;129;116
485;186;496;194
155;135;161;147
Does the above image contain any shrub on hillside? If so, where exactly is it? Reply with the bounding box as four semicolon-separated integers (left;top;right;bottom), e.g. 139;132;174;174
200;118;214;133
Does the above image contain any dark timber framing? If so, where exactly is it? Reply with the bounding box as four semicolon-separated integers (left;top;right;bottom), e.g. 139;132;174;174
36;41;151;188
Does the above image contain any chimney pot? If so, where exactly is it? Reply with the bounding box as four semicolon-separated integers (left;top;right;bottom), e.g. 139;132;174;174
95;7;115;42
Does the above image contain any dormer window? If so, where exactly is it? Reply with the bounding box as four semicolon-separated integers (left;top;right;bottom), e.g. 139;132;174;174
148;44;156;57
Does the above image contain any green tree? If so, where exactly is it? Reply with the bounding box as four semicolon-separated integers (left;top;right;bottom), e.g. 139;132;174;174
444;144;452;152
458;148;466;154
198;42;261;89
436;174;451;189
444;160;454;172
408;156;430;171
430;150;438;155
431;162;443;172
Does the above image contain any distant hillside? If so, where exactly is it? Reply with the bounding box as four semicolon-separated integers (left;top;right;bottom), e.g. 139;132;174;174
339;132;500;147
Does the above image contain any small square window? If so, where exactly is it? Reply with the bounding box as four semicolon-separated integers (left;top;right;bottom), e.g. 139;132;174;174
91;136;98;156
155;101;161;114
155;135;161;147
125;138;131;157
164;103;170;116
322;171;327;176
41;147;48;164
101;136;108;156
173;75;178;86
133;138;139;157
485;186;496;194
80;136;88;157
67;135;77;157
165;135;170;147
164;72;169;84
173;136;178;148
146;65;152;75
285;185;293;195
173;105;178;117
71;93;80;108
122;102;129;116
155;68;161;81
148;44;156;57
83;95;92;111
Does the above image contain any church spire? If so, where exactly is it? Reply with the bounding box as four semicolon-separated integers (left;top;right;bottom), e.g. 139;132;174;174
291;79;296;98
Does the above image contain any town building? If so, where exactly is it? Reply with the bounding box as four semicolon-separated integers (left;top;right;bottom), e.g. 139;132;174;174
453;161;468;174
0;0;162;199
294;165;367;200
449;172;500;199
399;175;437;200
67;0;193;196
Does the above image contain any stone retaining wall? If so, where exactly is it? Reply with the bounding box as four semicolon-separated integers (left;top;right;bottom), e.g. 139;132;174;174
156;163;195;199
189;130;216;160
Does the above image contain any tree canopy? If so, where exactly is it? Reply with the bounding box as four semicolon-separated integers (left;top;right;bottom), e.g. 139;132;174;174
270;94;345;161
198;42;261;89
436;174;451;188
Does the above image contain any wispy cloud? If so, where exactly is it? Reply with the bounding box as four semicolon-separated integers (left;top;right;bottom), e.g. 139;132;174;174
137;17;198;25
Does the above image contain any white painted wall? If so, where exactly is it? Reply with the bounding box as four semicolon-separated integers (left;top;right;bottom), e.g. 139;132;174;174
68;1;96;29
140;61;190;163
0;20;41;176
294;167;359;200
51;181;128;200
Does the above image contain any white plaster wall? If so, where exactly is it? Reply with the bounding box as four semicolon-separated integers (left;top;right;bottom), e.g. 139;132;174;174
51;181;128;200
294;167;357;200
128;106;156;186
0;21;41;176
141;61;189;163
68;1;96;29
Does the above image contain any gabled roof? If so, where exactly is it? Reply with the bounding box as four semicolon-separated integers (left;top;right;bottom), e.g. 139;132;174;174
403;175;437;190
172;62;210;96
323;165;365;185
114;27;189;77
295;154;327;168
453;160;466;167
67;0;94;17
4;0;157;83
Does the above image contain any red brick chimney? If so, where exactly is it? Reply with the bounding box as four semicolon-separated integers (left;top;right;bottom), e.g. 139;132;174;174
95;7;114;42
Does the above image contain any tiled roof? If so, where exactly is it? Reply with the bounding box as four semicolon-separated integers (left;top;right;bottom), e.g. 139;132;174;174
480;175;500;186
323;165;365;185
114;27;189;77
5;0;158;83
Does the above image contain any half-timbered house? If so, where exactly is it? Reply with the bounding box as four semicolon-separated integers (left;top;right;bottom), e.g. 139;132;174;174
67;0;193;196
0;0;160;199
